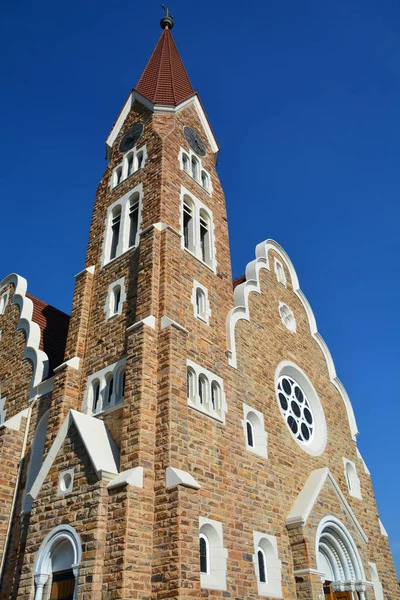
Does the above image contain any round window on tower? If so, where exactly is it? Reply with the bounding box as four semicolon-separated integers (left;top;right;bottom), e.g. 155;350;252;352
274;361;327;456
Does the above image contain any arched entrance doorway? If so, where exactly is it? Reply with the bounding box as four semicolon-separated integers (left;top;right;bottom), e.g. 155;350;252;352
316;517;367;600
33;525;81;600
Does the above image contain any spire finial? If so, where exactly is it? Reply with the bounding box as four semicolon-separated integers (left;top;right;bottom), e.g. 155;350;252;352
160;5;174;29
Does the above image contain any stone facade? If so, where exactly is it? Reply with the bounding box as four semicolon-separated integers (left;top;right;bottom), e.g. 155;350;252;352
0;20;398;600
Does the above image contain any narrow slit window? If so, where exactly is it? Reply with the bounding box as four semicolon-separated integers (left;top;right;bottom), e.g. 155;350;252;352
199;211;210;264
187;367;196;401
119;369;126;401
129;196;139;248
246;420;255;448
191;156;199;180
127;153;134;177
200;534;209;574
182;153;189;172
137;151;144;170
183;201;194;252
110;207;121;260
211;382;220;412
113;286;121;315
106;376;114;405
201;171;208;190
199;375;207;406
92;380;100;413
257;548;267;583
115;167;123;186
196;288;206;320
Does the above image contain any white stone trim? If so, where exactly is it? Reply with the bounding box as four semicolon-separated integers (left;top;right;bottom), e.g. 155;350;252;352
74;265;95;278
343;458;362;499
178;147;213;195
104;277;126;321
226;239;359;441
356;447;370;475
110;143;148;189
126;315;156;332
369;562;384;600
187;360;227;423
82;357;126;415
29;377;54;402
105;92;219;158
191;280;211;324
274;258;287;286
57;468;75;496
29;410;120;500
199;517;227;591
0;289;10;314
378;519;388;537
180;185;217;272
165;466;201;490
160;316;188;333
253;531;283;598
1;407;29;431
286;467;368;543
0;274;49;389
101;183;143;268
53;356;80;374
107;466;144;489
242;403;268;459
278;301;296;332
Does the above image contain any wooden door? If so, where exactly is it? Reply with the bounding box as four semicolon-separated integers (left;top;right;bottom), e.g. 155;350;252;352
50;569;75;600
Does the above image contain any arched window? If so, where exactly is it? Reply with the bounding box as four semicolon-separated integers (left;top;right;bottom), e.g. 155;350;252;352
118;367;126;402
112;286;121;315
191;156;199;180
109;206;121;261
274;258;287;286
257;547;267;583
198;375;208;406
127;153;134;177
344;459;362;499
183;198;195;252
196;288;206;320
199;533;210;574
182;153;189;172
246;419;255;448
22;410;50;513
137;151;144;170
115;166;123;186
201;171;209;190
129;193;140;248
34;525;82;600
106;375;114;406
211;382;220;412
92;379;100;413
187;367;196;402
199;209;211;265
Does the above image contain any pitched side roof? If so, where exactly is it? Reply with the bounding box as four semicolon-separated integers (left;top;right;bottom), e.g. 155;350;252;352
135;27;195;106
26;293;70;375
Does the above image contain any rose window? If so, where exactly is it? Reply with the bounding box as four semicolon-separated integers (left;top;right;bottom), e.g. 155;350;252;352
276;375;314;444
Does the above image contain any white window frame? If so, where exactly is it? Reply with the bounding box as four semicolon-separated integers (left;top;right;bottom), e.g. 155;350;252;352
199;517;227;591
101;184;143;267
0;290;10;315
186;360;227;423
104;277;126;321
111;144;148;189
199;532;210;575
278;302;296;332
191;280;211;324
57;468;75;496
369;562;384;600
180;186;217;272
253;531;282;598
179;147;212;195
82;357;127;415
274;258;287;286
343;458;362;499
242;404;268;459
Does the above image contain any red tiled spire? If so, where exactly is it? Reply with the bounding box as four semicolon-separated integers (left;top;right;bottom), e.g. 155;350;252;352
135;26;195;106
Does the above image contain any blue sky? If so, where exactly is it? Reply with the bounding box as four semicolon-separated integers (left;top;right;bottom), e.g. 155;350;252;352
1;0;400;576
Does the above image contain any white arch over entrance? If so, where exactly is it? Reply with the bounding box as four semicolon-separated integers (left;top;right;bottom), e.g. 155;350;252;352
316;516;368;598
33;524;82;600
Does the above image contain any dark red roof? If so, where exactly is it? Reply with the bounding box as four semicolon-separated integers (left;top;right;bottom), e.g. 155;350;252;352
135;27;195;106
26;293;70;377
233;275;246;289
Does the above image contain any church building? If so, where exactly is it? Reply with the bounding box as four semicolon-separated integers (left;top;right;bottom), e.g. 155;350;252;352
0;11;398;600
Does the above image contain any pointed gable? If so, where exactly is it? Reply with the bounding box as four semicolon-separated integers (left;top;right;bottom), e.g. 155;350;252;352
135;27;195;106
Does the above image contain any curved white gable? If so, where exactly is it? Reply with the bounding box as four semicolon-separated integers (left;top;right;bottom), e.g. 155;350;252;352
0;273;49;390
226;239;359;440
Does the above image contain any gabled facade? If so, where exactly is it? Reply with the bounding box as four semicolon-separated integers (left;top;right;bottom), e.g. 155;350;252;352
0;13;398;600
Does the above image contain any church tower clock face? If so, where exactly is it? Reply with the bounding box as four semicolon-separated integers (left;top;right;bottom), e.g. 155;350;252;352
119;122;144;153
184;126;206;157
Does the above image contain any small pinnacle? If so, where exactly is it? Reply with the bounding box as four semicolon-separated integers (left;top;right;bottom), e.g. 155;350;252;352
160;4;174;29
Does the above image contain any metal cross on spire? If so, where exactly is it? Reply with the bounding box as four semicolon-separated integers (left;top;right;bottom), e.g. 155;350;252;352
160;5;174;29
